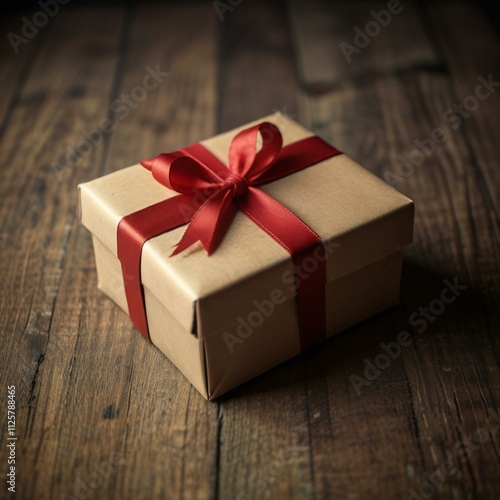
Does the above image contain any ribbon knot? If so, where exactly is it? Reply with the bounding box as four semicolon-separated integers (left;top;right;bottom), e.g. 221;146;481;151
224;173;247;198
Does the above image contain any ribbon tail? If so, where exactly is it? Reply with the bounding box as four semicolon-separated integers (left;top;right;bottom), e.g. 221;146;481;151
171;188;238;256
239;187;327;351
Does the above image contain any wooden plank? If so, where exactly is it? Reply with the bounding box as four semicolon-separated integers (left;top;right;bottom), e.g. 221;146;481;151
296;4;500;498
96;3;221;500
0;6;127;499
427;1;500;218
296;84;430;498
0;3;220;499
0;11;46;131
288;0;442;93
217;0;299;130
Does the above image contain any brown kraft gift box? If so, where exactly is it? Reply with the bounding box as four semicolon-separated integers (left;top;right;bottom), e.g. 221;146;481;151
78;112;414;400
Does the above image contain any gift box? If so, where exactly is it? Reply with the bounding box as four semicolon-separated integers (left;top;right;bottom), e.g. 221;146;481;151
79;112;414;400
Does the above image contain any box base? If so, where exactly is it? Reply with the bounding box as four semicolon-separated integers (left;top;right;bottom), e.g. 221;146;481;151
92;235;402;400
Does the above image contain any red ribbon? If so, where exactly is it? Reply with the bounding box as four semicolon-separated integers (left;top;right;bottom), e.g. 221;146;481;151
117;122;341;350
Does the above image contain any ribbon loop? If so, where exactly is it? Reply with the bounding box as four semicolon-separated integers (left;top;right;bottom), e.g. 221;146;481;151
228;122;282;181
143;152;224;196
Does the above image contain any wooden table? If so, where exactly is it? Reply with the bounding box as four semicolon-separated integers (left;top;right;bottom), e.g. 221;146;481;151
1;1;499;498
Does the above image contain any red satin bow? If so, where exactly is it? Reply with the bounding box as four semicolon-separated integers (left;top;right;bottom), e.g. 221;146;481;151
117;121;342;349
142;122;329;257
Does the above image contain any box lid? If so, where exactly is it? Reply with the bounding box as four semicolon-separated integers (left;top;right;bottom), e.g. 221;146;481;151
79;113;414;338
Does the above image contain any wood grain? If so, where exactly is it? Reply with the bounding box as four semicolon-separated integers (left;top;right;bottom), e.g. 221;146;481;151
98;4;221;500
0;1;499;499
288;0;442;93
295;0;500;497
1;3;221;500
0;7;127;499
